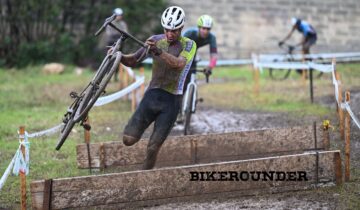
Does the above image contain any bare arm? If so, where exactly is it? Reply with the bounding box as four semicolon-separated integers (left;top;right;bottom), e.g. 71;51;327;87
119;46;148;67
158;52;186;70
281;26;296;43
146;38;186;70
120;54;138;67
209;53;218;69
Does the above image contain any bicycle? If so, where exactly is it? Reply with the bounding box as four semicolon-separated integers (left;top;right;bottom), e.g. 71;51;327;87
55;14;148;150
268;43;323;80
268;43;298;80
182;68;211;135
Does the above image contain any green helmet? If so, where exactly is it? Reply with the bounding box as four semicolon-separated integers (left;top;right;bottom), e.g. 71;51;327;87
197;15;213;28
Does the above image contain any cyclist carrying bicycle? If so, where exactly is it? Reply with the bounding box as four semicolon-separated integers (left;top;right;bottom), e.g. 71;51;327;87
279;17;317;57
118;6;197;170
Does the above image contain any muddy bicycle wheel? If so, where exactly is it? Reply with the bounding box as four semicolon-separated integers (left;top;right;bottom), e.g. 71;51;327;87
184;85;194;136
56;119;75;150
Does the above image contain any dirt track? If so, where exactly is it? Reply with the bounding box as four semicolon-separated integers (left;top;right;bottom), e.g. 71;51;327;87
146;92;360;210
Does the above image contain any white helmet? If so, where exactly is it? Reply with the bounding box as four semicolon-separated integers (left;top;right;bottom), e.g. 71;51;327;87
291;17;299;26
114;8;123;16
198;15;214;28
161;6;185;30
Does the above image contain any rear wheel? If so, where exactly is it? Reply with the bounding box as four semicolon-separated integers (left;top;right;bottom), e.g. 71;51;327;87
184;85;194;136
56;119;75;150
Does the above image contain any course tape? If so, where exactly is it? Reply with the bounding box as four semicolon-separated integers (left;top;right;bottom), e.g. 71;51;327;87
27;123;64;138
143;58;252;66
254;61;334;73
94;75;144;106
0;152;16;191
142;52;360;67
259;52;360;62
343;102;360;130
12;133;30;176
0;132;30;191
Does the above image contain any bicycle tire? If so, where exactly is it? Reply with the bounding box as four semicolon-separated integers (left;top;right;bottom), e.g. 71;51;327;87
74;52;122;122
56;119;75;150
315;57;324;79
184;85;194;136
269;60;291;80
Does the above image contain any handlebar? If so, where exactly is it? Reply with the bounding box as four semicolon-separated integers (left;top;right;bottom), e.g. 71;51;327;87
95;14;147;48
278;42;296;54
194;69;211;83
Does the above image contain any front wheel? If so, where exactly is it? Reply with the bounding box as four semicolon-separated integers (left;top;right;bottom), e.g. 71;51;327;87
269;59;291;80
184;85;194;136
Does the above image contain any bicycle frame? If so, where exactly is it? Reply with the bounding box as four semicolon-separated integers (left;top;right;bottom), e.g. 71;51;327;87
277;44;297;62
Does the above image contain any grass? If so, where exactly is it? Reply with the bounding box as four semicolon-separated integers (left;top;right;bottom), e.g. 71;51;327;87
0;62;360;209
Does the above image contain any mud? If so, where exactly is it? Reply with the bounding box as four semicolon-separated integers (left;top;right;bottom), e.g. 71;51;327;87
145;190;339;210
172;108;318;135
144;91;360;210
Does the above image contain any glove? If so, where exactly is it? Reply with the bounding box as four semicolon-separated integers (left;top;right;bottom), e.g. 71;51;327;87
278;41;284;47
146;39;162;56
205;67;212;76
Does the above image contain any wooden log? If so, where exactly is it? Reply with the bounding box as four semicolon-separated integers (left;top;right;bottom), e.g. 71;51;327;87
76;125;325;170
31;150;341;210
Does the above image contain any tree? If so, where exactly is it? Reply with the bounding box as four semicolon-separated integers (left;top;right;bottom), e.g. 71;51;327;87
0;0;167;68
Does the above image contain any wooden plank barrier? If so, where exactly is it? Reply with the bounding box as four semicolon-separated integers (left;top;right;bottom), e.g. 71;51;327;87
76;125;327;170
31;150;342;209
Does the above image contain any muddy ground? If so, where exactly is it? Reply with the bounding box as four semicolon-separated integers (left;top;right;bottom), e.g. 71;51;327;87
143;92;360;210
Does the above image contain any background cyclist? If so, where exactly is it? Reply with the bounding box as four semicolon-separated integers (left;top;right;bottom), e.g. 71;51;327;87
178;14;217;122
279;17;317;58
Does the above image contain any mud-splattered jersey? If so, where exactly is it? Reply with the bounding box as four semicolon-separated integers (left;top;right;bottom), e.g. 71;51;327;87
138;34;196;95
